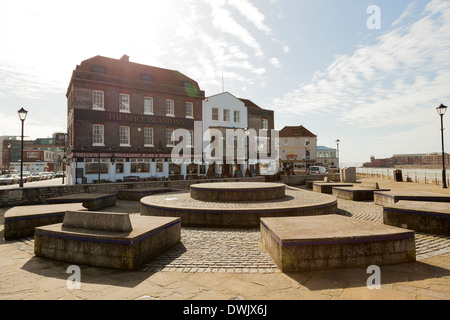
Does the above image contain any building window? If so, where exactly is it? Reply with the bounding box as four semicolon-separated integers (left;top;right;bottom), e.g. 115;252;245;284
115;158;125;174
130;159;150;173
166;99;175;116
92;124;104;146
234;111;240;123
144;97;153;114
91;65;106;74
212;108;219;121
144;127;154;147
119;126;130;146
85;158;109;174
261;118;268;130
186;102;194;118
156;159;164;173
166;129;174;147
188;130;194;147
223;109;230;122
119;94;130;113
140;74;153;82
92;90;104;110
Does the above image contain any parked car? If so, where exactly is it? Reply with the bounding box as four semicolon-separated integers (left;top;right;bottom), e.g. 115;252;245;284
0;174;13;185
307;166;328;175
55;171;66;178
23;171;33;183
11;174;20;184
31;172;42;181
39;172;48;180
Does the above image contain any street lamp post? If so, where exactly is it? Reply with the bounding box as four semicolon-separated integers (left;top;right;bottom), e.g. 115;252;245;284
436;104;448;189
17;108;28;188
336;139;340;170
7;143;11;172
62;155;67;185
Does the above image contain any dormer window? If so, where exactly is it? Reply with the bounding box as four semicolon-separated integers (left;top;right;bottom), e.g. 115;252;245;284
141;74;153;82
91;65;106;74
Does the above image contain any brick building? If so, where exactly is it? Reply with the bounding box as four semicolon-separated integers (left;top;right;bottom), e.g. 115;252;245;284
279;125;318;172
66;55;205;184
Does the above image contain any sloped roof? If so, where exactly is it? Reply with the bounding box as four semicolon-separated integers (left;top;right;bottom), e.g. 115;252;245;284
76;55;202;91
279;126;317;138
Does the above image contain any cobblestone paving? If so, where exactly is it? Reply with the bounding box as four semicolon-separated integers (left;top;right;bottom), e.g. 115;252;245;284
5;195;450;273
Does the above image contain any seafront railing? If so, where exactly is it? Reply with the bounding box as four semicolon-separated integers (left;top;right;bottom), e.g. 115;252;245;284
356;168;450;187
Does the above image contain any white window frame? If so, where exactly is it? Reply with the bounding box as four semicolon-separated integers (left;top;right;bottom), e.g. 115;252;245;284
166;129;174;147
119;93;130;113
144;127;154;147
92;90;104;110
223;109;230;122
234;110;240;123
186;102;194;118
166;99;175;117
92;124;105;146
144;96;154;115
119;126;131;147
212;108;219;121
261;118;269;130
188;130;194;147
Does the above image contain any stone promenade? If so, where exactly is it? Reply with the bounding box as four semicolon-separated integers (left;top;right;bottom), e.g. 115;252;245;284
0;179;449;300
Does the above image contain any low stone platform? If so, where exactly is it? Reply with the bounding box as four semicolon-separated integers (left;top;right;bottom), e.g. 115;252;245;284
45;193;116;210
117;188;178;201
383;201;450;236
374;191;450;206
260;215;416;272
34;211;181;270
332;181;390;201
190;182;286;202
313;182;354;194
141;188;337;228
4;203;86;240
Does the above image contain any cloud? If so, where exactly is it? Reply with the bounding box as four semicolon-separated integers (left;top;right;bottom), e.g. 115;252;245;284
227;0;272;35
269;58;282;68
272;0;450;129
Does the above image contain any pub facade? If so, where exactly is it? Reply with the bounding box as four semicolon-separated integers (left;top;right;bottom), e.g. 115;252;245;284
65;55;205;184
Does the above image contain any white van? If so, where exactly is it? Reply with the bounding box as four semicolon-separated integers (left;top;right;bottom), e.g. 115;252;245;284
307;166;328;174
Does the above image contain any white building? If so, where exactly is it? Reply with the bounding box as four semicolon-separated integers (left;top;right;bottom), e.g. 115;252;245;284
202;92;249;177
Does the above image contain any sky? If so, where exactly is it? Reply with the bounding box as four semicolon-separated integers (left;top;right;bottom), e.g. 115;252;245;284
0;0;449;165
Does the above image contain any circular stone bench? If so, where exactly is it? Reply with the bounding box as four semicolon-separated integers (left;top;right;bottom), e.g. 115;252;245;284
260;215;416;272
383;201;450;236
190;182;286;202
141;187;337;229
